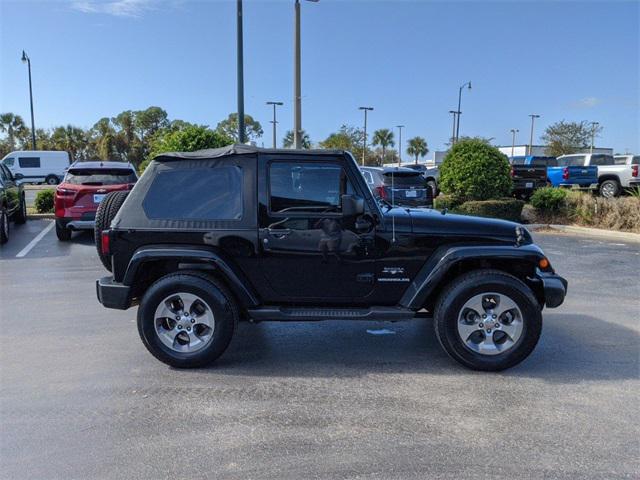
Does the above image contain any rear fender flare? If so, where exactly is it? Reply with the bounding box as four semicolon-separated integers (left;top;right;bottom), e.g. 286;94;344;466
123;246;260;308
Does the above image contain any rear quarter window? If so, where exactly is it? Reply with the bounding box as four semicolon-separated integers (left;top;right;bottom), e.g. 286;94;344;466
590;155;614;166
143;166;243;221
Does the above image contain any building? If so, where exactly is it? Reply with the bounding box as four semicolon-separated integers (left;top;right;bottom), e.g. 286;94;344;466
497;145;613;158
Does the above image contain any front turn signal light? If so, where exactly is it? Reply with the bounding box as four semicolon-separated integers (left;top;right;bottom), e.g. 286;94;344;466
539;257;550;270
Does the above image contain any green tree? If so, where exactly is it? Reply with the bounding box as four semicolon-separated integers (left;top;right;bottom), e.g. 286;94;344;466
216;113;263;142
35;129;54;150
112;110;141;164
439;138;511;201
372;129;395;166
406;136;428;164
51;125;89;161
0;113;28;150
139;125;233;172
541;120;603;157
90;117;118;160
282;129;311;149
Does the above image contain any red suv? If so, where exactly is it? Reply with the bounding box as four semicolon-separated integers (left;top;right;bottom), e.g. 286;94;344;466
55;161;137;241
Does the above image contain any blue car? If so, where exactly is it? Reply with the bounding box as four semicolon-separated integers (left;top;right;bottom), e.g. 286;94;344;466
512;156;598;190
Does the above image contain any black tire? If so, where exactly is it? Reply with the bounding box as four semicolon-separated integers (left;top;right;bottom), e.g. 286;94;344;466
434;269;542;371
0;209;9;244
599;179;620;198
55;219;71;241
45;175;59;185
137;272;238;368
426;180;438;199
94;191;129;271
13;194;27;224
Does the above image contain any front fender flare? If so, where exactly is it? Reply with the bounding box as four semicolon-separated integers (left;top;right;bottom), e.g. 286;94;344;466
399;244;546;310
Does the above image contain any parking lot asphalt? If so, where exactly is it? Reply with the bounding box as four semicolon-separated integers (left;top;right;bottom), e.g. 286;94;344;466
1;220;638;480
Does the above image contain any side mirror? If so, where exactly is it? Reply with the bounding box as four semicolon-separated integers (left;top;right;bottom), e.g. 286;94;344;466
341;194;364;217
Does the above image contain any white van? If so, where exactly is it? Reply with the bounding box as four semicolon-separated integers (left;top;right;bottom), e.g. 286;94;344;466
1;151;71;185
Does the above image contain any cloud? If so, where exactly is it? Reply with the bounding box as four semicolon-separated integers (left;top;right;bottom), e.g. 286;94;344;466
571;97;602;108
71;0;154;18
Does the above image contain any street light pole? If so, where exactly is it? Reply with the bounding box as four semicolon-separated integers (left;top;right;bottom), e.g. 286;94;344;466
236;0;245;144
590;121;600;153
266;101;283;148
455;81;471;142
449;110;459;146
293;0;318;149
21;50;36;150
510;128;519;158
396;125;404;166
528;114;540;156
359;107;373;166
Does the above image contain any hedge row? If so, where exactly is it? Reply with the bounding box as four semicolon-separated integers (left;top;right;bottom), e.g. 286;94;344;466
435;195;525;222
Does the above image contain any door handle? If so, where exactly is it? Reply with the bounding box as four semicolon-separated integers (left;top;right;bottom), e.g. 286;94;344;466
267;228;292;238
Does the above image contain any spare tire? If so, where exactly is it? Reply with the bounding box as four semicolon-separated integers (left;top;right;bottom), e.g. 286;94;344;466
95;191;129;272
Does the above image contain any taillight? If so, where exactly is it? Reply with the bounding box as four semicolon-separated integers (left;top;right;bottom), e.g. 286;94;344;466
375;186;388;199
56;188;75;196
562;167;569;181
101;230;110;256
632;165;638;178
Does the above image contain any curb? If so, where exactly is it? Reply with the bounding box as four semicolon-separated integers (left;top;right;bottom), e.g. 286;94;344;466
27;213;55;220
527;224;640;244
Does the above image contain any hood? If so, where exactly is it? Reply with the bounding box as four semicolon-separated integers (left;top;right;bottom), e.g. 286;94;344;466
384;207;526;244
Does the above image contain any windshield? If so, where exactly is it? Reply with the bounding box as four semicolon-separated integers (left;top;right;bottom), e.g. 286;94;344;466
65;168;137;185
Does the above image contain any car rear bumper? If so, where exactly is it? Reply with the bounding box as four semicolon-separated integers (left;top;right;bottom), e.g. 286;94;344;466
66;220;95;230
96;276;132;310
536;271;568;308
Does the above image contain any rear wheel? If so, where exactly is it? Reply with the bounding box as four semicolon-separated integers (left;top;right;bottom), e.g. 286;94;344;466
137;273;238;368
434;269;542;371
94;191;129;271
0;209;9;244
599;179;620;198
55;219;71;241
45;175;59;185
14;194;27;224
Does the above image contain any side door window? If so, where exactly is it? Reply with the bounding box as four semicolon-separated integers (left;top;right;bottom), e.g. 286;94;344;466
18;157;41;168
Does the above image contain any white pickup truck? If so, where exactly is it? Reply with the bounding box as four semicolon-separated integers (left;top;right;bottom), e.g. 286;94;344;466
557;153;639;197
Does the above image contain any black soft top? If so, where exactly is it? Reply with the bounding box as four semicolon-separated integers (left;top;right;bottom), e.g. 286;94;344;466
154;144;347;162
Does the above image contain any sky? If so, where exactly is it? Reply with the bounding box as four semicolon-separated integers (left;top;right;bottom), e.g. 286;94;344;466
1;0;638;155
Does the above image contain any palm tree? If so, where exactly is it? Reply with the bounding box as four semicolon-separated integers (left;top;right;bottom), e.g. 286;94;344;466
283;129;311;149
372;129;395;165
406;136;429;164
0;113;28;150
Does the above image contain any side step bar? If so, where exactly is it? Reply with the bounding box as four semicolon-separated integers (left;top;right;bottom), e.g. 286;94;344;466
247;306;417;322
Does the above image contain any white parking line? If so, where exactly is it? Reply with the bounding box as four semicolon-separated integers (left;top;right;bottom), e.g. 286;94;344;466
16;220;55;258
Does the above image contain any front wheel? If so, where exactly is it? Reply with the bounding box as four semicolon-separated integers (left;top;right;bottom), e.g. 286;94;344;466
434;269;542;371
0;209;9;244
137;272;238;368
599;179;620;198
14;194;27;224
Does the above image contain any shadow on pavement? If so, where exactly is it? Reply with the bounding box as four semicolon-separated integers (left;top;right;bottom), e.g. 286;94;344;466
199;313;638;383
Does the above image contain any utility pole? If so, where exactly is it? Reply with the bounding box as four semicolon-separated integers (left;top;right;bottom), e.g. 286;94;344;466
359;107;373;166
236;0;245;143
266;101;283;148
590;121;600;153
396;125;404;166
455;81;471;142
510;129;519;158
528;114;540;156
21;51;36;150
449;110;459;146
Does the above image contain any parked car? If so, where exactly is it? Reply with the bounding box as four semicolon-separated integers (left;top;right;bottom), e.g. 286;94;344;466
361;166;433;208
508;157;548;198
613;154;640;193
557;153;634;197
404;164;440;197
0;163;27;244
54;161;137;241
1;150;70;185
545;156;599;190
95;145;567;372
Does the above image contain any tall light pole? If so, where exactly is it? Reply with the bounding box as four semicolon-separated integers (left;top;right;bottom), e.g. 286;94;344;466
590;121;600;153
455;81;471;142
528;114;540;156
21;50;36;150
266;101;283;148
449;110;459;146
293;0;318;149
396;125;404;166
510;129;519;158
236;0;245;144
359;107;373;165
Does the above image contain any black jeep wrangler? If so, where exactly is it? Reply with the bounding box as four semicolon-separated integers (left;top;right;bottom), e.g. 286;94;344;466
95;145;567;371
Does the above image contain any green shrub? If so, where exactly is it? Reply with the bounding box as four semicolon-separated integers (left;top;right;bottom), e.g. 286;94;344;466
530;187;567;212
434;194;463;211
439;138;512;201
34;189;55;213
456;198;525;222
